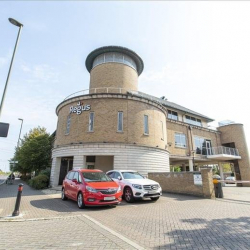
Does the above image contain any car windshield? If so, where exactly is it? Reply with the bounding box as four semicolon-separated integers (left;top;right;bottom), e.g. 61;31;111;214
82;172;112;182
122;172;144;179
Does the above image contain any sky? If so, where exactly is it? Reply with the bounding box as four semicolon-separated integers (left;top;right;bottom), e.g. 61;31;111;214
0;1;250;172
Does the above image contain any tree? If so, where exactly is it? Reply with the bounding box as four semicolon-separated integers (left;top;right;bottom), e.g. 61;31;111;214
10;127;52;176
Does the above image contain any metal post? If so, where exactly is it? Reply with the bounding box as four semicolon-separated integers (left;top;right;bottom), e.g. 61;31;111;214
12;183;24;216
0;19;23;118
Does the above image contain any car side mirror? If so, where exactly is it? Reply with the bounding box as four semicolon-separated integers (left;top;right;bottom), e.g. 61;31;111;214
118;176;122;180
72;178;78;183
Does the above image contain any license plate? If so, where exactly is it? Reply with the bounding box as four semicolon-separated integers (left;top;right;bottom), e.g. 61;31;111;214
148;191;157;194
104;196;115;201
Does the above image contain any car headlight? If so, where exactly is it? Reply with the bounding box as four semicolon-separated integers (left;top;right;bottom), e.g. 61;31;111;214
132;184;142;189
117;185;121;192
86;186;97;193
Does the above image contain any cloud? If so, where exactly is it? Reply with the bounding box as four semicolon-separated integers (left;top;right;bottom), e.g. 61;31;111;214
20;63;59;83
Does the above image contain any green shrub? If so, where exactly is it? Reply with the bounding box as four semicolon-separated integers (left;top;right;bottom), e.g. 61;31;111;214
20;174;31;181
39;168;51;178
29;174;49;189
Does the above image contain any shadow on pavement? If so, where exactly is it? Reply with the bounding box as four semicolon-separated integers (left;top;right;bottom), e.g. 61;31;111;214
30;197;119;212
156;217;250;249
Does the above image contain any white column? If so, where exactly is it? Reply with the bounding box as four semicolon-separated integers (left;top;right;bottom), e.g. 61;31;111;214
50;157;61;187
189;159;194;172
219;162;225;186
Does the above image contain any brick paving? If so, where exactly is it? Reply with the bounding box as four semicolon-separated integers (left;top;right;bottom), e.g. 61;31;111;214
1;179;250;249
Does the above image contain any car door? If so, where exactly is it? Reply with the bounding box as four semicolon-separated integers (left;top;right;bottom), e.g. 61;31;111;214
71;172;81;201
113;172;125;191
66;171;75;199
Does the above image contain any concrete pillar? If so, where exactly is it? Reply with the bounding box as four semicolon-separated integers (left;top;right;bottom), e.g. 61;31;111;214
50;157;61;187
201;168;215;199
218;162;225;186
189;159;194;172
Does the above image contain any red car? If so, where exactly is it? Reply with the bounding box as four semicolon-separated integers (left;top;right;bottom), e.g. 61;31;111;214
62;169;122;208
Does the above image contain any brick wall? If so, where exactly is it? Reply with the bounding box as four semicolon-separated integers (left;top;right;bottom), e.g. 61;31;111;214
55;95;167;150
218;124;250;186
148;168;215;199
90;63;138;92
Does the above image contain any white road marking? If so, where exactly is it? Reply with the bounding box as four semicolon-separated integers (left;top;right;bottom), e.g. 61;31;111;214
83;214;144;250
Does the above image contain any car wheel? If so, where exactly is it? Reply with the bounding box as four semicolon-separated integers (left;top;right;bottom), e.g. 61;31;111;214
77;192;85;209
61;188;68;200
124;187;135;203
150;197;159;201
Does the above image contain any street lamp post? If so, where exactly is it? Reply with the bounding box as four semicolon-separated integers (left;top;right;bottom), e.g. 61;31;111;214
0;18;23;118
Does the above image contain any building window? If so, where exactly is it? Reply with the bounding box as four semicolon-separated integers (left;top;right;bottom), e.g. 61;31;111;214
175;133;186;148
168;110;178;121
117;112;123;132
185;115;202;127
144;115;149;135
161;121;164;140
88;112;94;132
93;52;137;71
65;115;71;135
194;136;211;155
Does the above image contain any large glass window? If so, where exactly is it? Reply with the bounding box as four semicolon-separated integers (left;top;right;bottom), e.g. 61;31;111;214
185;115;202;127
92;52;137;71
194;136;210;155
168;110;178;121
144;115;149;135
117;112;123;132
65;115;71;135
89;112;94;132
175;133;186;148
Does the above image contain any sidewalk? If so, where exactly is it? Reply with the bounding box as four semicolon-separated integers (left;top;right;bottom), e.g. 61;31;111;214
0;179;143;249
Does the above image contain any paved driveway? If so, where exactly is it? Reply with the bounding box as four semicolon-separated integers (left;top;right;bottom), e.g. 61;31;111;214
1;180;250;249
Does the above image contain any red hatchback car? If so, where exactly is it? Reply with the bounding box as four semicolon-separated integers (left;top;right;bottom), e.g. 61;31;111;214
62;169;122;208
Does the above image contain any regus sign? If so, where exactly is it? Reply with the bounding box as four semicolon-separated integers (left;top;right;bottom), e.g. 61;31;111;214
70;102;91;115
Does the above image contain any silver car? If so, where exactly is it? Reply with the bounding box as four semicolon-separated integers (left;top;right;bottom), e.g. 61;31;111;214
107;170;162;203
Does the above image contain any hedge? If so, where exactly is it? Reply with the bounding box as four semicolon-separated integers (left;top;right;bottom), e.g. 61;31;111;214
28;174;49;189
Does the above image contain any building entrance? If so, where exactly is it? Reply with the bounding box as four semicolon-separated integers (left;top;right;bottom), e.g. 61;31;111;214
58;157;73;185
85;155;114;172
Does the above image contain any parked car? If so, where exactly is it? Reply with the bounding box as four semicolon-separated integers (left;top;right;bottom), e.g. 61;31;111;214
62;169;122;208
212;174;221;180
106;170;162;203
225;176;235;184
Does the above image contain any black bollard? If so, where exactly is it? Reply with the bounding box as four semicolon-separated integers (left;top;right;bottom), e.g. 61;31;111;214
12;183;24;216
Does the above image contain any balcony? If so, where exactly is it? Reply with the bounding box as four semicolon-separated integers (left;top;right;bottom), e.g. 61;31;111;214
205;146;241;160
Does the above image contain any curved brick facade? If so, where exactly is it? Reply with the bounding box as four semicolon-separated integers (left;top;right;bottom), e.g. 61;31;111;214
218;124;250;186
55;94;167;150
89;63;138;93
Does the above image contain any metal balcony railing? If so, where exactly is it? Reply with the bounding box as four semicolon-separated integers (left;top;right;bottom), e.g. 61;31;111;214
198;146;239;157
63;87;128;101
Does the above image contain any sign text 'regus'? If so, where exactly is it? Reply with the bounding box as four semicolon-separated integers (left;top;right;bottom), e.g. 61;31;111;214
70;102;91;115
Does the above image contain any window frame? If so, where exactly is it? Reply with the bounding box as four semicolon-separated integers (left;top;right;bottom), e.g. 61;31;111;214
161;120;164;140
167;110;178;121
185;115;202;127
65;115;71;135
174;133;187;148
117;111;123;132
88;112;95;132
144;115;149;135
